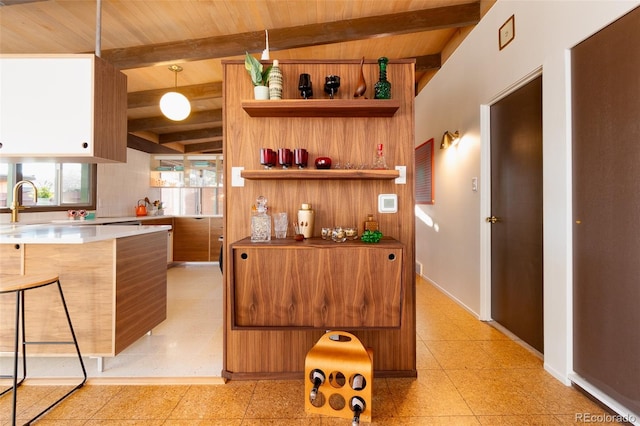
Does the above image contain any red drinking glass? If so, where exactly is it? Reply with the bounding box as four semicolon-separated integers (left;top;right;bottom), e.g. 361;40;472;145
260;148;276;169
294;148;308;168
278;148;293;168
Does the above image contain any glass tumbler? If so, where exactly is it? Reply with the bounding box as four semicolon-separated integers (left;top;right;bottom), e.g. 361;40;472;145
273;212;288;239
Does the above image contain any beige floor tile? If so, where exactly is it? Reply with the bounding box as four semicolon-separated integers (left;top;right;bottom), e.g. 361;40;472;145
477;340;542;369
167;382;255;420
416;340;442;370
37;385;123;420
417;318;472;342
446;369;548;416
90;385;189;420
163;420;242;426
371;416;480;425
507;369;610;416
477;414;566;425
426;341;500;370
243;379;314;420
386;369;473;417
84;420;165;425
0;385;75;424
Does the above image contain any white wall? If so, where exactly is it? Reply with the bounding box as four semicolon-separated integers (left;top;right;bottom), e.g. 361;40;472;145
97;148;160;218
415;0;639;393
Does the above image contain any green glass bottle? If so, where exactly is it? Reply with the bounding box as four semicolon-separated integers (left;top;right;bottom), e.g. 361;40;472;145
374;57;391;99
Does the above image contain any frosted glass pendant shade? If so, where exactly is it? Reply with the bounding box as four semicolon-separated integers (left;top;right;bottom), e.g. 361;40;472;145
160;91;191;121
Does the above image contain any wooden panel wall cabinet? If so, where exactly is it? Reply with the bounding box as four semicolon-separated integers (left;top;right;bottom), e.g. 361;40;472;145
222;58;416;379
173;217;210;262
209;216;223;260
0;54;127;163
231;238;404;328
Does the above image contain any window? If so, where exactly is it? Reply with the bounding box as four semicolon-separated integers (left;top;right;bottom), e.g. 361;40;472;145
0;162;96;212
415;138;434;204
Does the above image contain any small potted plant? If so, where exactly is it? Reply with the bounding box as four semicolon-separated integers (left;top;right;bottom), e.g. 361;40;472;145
245;52;272;100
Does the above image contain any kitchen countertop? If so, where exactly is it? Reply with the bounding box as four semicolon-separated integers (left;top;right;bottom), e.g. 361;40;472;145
0;224;171;244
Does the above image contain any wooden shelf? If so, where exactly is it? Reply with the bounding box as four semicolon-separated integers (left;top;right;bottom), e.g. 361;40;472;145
240;168;400;180
241;99;400;117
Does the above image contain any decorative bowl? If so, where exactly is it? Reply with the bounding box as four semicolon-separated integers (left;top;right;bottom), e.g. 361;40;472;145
315;157;332;169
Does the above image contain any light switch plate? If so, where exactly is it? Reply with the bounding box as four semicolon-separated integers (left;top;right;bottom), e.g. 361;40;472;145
378;193;398;213
231;167;245;187
395;165;406;184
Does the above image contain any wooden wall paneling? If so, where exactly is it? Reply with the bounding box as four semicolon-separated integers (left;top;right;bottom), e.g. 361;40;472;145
0;243;23;275
0;240;116;355
222;59;415;378
115;232;168;354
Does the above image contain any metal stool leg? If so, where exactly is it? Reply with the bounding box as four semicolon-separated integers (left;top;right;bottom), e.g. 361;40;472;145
0;278;87;426
23;279;87;425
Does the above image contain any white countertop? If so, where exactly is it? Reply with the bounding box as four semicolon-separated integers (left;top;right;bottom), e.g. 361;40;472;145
0;224;171;244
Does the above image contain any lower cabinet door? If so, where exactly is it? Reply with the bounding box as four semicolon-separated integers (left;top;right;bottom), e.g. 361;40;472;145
173;217;210;261
231;240;403;329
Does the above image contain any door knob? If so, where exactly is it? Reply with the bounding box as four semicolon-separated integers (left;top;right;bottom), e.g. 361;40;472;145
486;216;499;224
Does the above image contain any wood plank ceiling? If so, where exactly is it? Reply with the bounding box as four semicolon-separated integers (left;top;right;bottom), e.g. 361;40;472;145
0;0;493;155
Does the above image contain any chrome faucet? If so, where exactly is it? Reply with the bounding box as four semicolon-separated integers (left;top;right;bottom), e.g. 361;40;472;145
10;180;38;223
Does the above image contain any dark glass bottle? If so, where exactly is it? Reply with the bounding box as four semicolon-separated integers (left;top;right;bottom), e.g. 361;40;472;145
309;368;325;401
374;57;391;99
350;396;366;425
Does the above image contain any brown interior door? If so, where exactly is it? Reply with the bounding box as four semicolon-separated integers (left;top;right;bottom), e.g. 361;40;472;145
489;75;543;353
572;6;640;415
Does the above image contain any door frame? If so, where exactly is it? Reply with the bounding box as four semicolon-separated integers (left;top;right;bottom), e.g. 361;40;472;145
479;67;543;321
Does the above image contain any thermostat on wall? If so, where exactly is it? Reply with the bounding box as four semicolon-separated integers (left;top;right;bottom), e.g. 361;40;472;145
378;194;398;213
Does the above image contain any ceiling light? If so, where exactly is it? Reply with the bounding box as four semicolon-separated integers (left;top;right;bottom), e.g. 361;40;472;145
440;130;460;149
160;65;191;121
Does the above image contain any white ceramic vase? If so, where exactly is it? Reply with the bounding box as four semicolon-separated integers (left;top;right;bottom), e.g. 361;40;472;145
254;85;269;100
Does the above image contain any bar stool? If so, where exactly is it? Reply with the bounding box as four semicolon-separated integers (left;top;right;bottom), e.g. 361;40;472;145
0;274;87;425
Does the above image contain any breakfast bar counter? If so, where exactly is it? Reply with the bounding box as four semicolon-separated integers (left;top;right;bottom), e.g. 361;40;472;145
0;224;170;357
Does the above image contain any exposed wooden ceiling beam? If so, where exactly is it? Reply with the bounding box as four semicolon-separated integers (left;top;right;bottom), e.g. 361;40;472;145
414;54;441;72
127;133;182;154
0;0;47;5
159;128;223;144
184;141;223;153
128;109;223;132
128;82;222;109
102;3;480;69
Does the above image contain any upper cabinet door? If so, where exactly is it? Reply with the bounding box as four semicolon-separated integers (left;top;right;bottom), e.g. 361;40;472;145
0;54;127;163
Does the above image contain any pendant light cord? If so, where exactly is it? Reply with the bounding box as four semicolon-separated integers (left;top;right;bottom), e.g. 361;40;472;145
95;0;102;57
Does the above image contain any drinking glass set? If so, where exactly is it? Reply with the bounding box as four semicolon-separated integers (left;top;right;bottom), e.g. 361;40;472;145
260;148;308;169
322;226;358;243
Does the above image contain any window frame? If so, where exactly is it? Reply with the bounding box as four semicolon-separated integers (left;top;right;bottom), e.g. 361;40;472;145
0;162;97;213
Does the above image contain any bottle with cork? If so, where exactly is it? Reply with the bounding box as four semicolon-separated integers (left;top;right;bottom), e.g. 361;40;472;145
363;214;378;232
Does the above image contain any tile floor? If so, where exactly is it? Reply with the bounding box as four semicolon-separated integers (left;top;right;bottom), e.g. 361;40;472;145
1;263;223;380
1;272;619;425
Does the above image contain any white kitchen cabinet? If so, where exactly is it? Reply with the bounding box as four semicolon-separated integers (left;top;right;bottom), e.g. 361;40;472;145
0;54;127;163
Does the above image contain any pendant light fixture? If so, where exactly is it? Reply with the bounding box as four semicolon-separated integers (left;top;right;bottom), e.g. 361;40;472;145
160;65;191;121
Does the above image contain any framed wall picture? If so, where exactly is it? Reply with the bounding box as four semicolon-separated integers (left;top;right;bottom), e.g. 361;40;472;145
499;15;515;50
415;138;434;204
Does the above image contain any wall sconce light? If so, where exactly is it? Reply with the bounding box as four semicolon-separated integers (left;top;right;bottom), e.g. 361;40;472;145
160;65;191;121
440;130;460;149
